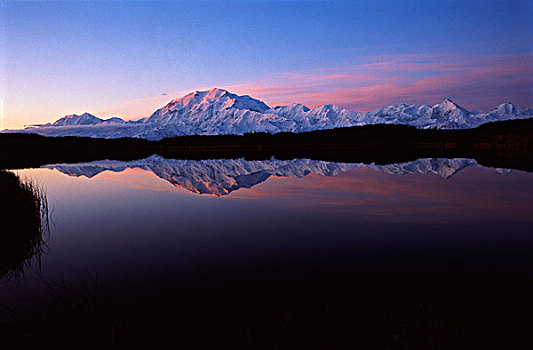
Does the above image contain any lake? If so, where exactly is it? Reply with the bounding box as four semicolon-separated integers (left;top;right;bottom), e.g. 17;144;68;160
1;157;531;348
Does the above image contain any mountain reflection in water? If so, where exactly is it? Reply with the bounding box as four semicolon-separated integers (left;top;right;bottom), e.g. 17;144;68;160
1;158;530;348
43;156;510;196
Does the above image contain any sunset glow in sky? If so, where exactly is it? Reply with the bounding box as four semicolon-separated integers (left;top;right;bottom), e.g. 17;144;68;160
1;0;532;129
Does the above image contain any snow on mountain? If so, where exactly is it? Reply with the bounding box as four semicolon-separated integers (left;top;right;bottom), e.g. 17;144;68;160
8;88;533;140
363;98;498;129
488;102;526;118
265;103;365;131
148;88;269;125
141;88;296;138
50;112;125;127
43;156;493;196
102;117;126;124
52;113;103;126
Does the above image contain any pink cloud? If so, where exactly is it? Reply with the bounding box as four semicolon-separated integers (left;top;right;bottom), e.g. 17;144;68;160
225;53;533;111
92;53;531;122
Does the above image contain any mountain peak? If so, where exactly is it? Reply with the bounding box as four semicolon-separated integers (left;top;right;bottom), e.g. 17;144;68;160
146;88;271;125
67;112;94;119
434;98;467;113
490;102;524;117
496;102;518;109
440;98;458;107
181;88;241;101
52;112;103;126
207;87;229;94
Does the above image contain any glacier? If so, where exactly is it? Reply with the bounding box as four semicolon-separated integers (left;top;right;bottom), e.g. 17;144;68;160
6;88;533;140
43;156;506;196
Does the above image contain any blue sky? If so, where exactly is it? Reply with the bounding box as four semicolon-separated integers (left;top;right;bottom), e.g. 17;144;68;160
1;0;532;128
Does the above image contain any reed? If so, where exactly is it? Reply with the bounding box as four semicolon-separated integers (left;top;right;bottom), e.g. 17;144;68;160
0;170;49;281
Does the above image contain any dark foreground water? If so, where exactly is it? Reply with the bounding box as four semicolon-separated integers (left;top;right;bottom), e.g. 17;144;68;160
1;158;531;349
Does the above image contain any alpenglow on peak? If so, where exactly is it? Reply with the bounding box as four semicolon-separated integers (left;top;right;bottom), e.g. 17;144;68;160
52;112;103;126
8;88;533;140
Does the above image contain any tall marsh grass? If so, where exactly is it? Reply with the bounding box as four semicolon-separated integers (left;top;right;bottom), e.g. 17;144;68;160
0;170;49;281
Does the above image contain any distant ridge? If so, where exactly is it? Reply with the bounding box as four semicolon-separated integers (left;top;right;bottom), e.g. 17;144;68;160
50;113;125;127
53;112;103;126
6;88;533;140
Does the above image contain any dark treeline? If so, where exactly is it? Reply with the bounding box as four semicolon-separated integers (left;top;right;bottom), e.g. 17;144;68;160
1;118;531;171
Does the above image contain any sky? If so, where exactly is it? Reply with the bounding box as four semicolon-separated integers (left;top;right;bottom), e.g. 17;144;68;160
1;0;532;129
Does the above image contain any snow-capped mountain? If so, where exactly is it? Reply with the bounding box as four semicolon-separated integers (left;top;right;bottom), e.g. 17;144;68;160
8;88;532;140
488;102;533;118
52;112;103;126
102;117;126;124
43;156;496;196
367;98;472;129
44;112;126;127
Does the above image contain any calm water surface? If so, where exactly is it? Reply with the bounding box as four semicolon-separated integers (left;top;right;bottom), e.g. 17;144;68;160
1;158;531;348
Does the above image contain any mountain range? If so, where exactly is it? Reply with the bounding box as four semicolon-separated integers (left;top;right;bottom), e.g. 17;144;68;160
44;156;507;196
8;88;533;140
